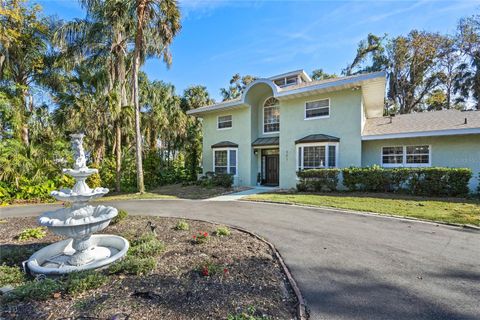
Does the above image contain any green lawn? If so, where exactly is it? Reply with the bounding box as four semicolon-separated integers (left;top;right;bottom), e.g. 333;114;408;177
245;193;480;226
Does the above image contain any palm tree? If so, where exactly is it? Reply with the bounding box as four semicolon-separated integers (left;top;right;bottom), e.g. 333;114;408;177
54;0;134;191
131;0;181;193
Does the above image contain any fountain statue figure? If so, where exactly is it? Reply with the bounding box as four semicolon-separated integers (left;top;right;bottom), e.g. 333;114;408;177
26;133;129;275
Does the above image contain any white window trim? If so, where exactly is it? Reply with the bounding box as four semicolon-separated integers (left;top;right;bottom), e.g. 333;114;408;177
304;98;330;120
296;142;339;170
262;97;280;135
212;147;238;176
217;115;232;130
381;145;432;168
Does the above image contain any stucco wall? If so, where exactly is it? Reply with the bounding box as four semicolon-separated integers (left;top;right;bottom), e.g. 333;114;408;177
279;89;363;188
362;135;480;191
201;107;252;186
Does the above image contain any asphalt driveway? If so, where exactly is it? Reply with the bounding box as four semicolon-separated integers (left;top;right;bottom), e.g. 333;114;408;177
2;200;479;320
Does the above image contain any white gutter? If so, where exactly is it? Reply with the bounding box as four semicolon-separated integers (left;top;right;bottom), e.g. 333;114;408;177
188;71;386;116
362;128;480;140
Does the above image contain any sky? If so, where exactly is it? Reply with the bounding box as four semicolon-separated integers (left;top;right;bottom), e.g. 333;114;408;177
35;0;480;102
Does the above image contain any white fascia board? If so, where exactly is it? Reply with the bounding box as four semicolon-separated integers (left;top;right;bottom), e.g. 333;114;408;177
362;128;480;140
186;101;246;115
276;71;386;99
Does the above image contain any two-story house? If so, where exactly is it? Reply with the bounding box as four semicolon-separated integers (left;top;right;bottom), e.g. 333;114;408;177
187;70;480;191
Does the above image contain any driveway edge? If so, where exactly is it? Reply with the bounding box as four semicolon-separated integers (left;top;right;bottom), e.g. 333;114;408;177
241;199;480;231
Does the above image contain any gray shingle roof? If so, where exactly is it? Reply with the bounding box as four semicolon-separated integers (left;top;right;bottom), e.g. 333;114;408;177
362;109;480;138
252;137;280;146
295;134;340;144
211;141;238;148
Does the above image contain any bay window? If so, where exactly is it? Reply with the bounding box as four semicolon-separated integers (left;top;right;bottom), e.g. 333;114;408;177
297;143;338;170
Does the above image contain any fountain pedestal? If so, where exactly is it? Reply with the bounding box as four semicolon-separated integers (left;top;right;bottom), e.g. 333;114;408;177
26;133;129;275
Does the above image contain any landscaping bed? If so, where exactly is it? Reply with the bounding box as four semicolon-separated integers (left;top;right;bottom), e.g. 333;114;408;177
0;216;297;319
245;192;480;226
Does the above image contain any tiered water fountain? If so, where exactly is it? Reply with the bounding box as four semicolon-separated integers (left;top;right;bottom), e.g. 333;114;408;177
26;133;129;275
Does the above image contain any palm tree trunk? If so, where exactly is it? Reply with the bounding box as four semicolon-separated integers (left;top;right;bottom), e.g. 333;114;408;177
115;121;122;192
132;0;146;193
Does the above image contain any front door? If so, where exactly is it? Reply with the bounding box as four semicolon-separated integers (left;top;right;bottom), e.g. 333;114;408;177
265;155;279;186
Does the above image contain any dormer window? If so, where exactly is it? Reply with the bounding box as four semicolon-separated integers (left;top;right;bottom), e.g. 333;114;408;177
273;76;299;87
263;97;280;133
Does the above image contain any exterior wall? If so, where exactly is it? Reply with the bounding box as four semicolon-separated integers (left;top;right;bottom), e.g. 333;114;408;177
362;135;480;191
279;89;363;188
201;106;252;186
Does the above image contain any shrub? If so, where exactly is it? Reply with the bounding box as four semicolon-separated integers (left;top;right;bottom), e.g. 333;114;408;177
198;172;233;188
64;271;107;295
198;261;227;277
174;219;190;231
6;278;62;301
192;231;209;244
17;227;47;241
297;169;340;192
128;233;165;258
0;265;25;287
215;226;231;237
110;209;128;225
342;166;472;197
108;256;157;275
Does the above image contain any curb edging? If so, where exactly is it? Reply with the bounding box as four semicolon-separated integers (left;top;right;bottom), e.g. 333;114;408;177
241;199;480;231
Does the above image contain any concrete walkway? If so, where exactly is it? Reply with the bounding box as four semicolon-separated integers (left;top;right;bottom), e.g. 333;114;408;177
2;200;479;320
204;186;278;201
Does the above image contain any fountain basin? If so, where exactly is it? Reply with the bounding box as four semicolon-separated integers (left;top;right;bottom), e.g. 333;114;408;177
39;205;117;235
51;188;109;202
26;235;129;275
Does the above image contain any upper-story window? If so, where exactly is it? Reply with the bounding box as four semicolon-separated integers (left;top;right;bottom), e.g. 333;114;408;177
305;99;330;119
263;97;280;133
217;115;232;129
273;76;298;87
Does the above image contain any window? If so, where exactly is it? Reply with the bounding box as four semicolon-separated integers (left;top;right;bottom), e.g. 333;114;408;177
213;148;237;175
305;99;330;119
382;145;430;167
406;145;430;164
263;97;280;133
273;76;299;87
297;143;337;170
382;146;403;165
286;76;298;85
217;115;232;129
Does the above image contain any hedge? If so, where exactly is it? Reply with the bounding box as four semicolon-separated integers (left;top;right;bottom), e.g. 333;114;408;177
296;166;473;197
297;169;340;192
341;166;472;197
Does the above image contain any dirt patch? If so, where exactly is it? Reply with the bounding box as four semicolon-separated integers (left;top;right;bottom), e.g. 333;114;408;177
0;216;297;319
148;183;251;200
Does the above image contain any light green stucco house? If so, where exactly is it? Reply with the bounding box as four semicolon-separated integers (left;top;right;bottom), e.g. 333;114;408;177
187;70;480;192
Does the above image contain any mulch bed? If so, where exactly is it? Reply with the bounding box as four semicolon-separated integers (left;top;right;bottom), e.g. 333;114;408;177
0;216;298;320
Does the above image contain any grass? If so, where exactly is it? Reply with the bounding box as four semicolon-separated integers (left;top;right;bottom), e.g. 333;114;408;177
245;192;480;226
0;265;25;287
64;271;108;295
